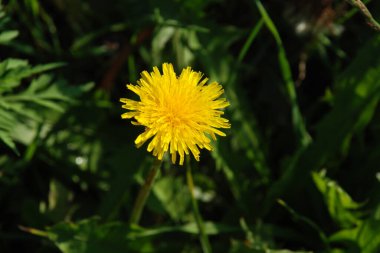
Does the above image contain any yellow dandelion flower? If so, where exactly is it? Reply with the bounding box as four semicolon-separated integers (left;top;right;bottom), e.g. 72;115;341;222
120;63;230;165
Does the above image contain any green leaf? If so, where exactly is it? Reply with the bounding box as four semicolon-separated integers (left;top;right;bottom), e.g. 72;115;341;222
0;58;28;79
229;239;312;253
312;171;362;228
0;63;92;154
151;176;191;221
255;0;311;147
0;107;19;154
263;34;380;213
30;98;66;112
0;60;65;92
0;129;19;155
357;205;380;253
23;74;55;94
0;30;19;44
0;100;43;122
45;218;132;253
329;205;380;252
329;227;359;245
31;80;92;101
39;218;238;253
128;221;239;238
277;199;330;249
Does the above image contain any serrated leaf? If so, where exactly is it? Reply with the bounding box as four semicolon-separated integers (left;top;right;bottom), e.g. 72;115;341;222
23;74;55;94
0;59;28;87
30;98;65;112
329;205;380;252
357;204;380;253
0;108;16;130
0;60;65;92
0;57;91;154
312;171;361;228
45;218;132;253
3;61;63;79
0;106;20;154
0;100;43;122
329;227;358;244
34;83;78;102
0;129;19;155
5;62;65;83
37;217;239;253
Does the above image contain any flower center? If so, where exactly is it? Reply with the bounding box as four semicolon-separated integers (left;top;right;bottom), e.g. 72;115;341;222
161;99;191;129
164;107;183;127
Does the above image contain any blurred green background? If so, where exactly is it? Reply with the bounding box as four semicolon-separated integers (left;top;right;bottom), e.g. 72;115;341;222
1;0;380;252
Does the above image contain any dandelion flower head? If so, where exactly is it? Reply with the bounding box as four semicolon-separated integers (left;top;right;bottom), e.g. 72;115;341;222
120;63;230;165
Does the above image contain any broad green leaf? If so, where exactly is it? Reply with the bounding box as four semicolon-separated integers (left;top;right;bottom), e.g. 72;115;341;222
151;176;191;221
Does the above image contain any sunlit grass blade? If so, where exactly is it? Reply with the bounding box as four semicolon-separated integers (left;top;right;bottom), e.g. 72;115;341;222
255;0;311;147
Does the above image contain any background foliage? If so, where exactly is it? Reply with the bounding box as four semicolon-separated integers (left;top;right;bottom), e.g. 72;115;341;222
1;0;380;252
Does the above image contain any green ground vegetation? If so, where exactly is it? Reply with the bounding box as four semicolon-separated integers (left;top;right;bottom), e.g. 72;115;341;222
1;0;380;252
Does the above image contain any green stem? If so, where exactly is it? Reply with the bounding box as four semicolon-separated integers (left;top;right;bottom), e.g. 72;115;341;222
345;0;380;31
129;159;162;225
186;159;212;253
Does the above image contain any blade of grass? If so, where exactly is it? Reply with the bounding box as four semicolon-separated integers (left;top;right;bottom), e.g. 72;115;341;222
262;34;380;215
237;18;264;63
255;0;311;147
278;199;331;251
